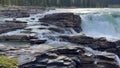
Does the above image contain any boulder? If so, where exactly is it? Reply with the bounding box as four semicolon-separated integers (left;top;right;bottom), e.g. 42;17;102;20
39;13;82;33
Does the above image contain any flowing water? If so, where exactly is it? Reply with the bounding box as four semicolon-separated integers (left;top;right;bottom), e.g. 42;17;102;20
1;8;120;66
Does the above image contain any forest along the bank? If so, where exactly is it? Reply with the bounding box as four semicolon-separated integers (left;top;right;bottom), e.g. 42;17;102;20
0;8;120;68
0;0;120;8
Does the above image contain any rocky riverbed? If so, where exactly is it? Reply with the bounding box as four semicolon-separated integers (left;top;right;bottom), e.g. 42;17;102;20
0;8;120;68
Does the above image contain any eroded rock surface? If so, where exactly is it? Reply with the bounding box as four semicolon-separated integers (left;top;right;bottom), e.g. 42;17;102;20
19;46;120;68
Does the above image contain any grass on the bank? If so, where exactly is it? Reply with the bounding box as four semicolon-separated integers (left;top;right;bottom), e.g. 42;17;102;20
0;56;18;68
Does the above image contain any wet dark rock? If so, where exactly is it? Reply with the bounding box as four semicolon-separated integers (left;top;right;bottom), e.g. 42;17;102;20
29;36;38;39
40;23;49;26
30;18;35;20
96;55;115;61
39;13;82;33
0;35;29;42
19;46;120;68
80;56;94;64
60;35;95;44
38;28;47;30
30;39;47;45
0;21;27;34
5;20;27;23
48;27;64;33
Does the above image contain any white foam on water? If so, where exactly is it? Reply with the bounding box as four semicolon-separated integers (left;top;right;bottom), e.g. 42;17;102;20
81;12;120;41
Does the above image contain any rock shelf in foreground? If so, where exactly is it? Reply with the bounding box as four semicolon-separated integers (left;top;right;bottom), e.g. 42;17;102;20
19;46;120;68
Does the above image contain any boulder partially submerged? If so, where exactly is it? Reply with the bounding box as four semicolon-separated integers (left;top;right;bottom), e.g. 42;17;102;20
39;13;82;33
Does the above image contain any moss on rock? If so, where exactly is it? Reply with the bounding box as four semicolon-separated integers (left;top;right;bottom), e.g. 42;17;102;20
0;56;18;68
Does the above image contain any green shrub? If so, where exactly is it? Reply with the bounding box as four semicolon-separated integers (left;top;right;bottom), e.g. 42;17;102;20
0;56;18;68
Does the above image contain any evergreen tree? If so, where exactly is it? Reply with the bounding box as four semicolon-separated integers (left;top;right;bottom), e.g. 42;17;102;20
0;0;119;8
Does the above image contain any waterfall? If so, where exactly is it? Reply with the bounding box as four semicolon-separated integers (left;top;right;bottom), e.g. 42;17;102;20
81;12;120;40
103;13;120;33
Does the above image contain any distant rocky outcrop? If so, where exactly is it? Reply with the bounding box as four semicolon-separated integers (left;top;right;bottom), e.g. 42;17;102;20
39;13;82;33
19;46;120;68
